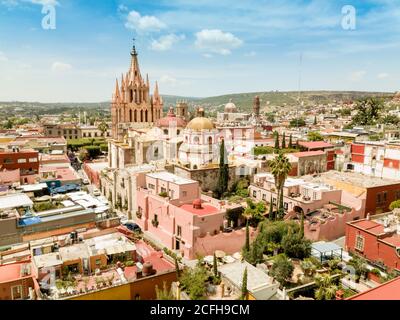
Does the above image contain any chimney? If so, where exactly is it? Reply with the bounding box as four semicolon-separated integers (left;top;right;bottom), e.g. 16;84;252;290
193;199;202;210
336;290;344;300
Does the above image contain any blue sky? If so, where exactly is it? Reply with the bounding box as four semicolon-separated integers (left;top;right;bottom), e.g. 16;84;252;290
0;0;399;102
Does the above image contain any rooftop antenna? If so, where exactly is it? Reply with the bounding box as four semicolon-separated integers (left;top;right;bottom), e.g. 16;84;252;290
297;53;303;130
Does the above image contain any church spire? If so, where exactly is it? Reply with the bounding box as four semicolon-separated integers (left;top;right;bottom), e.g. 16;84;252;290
115;78;120;100
154;81;160;99
130;38;142;82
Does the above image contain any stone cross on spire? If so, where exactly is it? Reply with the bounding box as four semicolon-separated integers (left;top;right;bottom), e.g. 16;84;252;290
131;37;137;56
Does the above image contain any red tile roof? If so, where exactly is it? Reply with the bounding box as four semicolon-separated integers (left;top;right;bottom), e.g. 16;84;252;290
291;151;325;158
351;220;385;235
299;141;334;149
381;234;400;247
349;276;400;300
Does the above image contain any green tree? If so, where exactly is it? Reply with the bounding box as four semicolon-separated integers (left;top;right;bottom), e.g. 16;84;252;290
274;132;280;150
213;252;218;278
314;274;338;300
244;221;250;253
268;195;274;221
352;98;384;126
281;227;311;259
270;254;294;287
216;139;229;198
268;152;292;218
281;132;286;149
97;121;109;138
290;118;306;128
175;256;181;279
314;116;317;125
389;200;400;211
288;134;293;149
155;282;175;300
307;131;324;142
179;264;208;300
241;267;248;300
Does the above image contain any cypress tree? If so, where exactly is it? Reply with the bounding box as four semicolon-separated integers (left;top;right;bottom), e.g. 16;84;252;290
241;267;248;300
174;256;181;279
269;195;274;221
274;132;280;150
245;220;250;253
314;116;317;125
282;132;286;149
217;139;229;198
289;134;293;149
300;211;305;238
213;252;218;278
278;191;284;220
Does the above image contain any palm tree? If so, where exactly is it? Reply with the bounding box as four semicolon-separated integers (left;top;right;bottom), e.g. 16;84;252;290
268;152;292;218
314;274;338;300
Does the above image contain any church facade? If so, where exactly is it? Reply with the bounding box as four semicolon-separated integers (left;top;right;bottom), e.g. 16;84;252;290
111;44;163;140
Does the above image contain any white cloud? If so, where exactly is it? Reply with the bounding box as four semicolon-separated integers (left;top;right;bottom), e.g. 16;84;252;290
51;61;72;72
0;51;8;62
244;51;256;57
2;0;59;7
349;70;366;82
159;75;178;86
195;29;242;55
26;0;59;5
125;10;166;33
150;33;185;51
203;53;213;58
377;72;389;79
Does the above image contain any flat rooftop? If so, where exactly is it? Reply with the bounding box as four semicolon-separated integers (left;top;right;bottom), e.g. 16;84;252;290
219;261;274;293
180;203;219;216
147;171;196;185
0;193;33;210
303;171;400;188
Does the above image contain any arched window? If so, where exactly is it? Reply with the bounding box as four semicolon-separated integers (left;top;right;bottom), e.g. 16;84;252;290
134;110;137;122
145;110;148;122
140;110;143;122
208;137;213;144
129;109;132;122
193;136;200;144
163;129;169;135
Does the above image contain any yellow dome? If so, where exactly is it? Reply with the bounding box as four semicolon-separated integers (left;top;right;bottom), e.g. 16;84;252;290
186;117;215;131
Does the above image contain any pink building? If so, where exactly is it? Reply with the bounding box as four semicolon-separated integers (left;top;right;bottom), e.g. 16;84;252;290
249;173;364;241
135;171;245;259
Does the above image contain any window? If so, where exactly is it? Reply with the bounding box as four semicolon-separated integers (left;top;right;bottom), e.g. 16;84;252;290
355;234;364;252
154;214;158;222
18;158;27;163
262;194;266;201
29;158;38;163
284;202;288;211
148;184;155;190
253;190;257;197
3;158;13;164
11;285;23;300
182;191;187;197
96;259;101;266
177;225;182;237
161;187;167;194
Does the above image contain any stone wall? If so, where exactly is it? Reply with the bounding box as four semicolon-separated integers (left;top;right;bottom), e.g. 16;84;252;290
174;165;241;192
193;227;257;257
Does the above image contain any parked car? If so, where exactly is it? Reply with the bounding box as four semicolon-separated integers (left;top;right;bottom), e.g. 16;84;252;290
92;188;101;196
82;178;90;185
123;222;141;233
